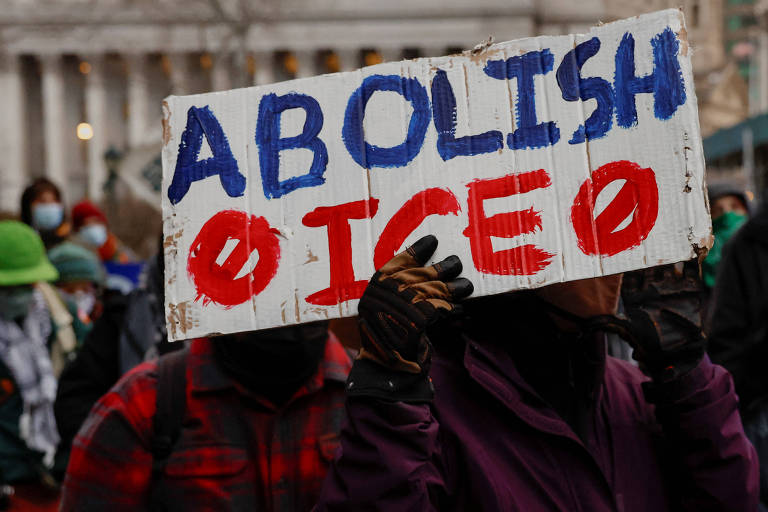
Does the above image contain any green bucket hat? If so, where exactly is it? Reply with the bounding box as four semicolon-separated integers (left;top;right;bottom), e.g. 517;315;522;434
0;220;59;286
48;242;105;285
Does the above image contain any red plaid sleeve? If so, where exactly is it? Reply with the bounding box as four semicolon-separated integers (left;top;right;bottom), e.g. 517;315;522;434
60;361;159;511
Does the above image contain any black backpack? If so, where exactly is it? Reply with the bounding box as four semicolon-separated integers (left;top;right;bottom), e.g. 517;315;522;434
150;348;189;478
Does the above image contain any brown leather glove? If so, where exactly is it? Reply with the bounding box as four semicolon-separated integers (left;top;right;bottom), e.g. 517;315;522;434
348;235;473;402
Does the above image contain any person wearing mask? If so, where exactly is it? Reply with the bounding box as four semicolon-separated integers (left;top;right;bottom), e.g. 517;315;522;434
701;183;750;290
47;243;105;330
20;178;69;250
46;242;106;375
60;322;352;511
70;200;134;264
708;199;768;509
0;221;62;510
54;250;169;460
316;235;758;511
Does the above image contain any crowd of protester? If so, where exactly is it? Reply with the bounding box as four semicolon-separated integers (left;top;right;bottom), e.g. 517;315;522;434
0;178;144;510
0;176;765;510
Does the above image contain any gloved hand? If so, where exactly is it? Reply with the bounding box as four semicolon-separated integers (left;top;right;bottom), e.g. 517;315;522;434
347;235;473;402
620;262;707;383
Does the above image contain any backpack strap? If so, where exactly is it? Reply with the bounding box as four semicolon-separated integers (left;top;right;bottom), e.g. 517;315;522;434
151;347;189;476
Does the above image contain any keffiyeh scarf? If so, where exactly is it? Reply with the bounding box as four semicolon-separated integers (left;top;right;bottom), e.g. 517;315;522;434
0;289;59;467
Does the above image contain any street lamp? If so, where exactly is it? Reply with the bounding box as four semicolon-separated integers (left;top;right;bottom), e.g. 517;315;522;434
76;122;94;141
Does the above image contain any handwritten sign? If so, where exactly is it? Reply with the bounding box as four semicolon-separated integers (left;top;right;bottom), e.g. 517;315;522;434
162;9;711;341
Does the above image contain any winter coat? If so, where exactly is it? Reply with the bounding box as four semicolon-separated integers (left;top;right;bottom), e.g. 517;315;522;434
55;255;170;452
54;292;128;454
317;303;758;511
708;206;768;418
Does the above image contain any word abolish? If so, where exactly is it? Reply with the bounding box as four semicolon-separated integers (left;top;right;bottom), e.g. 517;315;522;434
167;28;684;205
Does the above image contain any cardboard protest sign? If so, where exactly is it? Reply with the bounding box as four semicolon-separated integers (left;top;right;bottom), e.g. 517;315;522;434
162;9;711;341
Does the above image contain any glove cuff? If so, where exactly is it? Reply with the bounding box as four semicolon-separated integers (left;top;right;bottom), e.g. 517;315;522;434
647;355;704;383
642;355;708;403
346;358;434;403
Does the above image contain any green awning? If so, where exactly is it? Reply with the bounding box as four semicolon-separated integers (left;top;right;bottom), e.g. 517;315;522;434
703;112;768;161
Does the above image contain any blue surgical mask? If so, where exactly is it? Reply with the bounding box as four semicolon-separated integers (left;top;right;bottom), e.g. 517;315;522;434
79;224;108;248
32;203;63;231
0;287;35;321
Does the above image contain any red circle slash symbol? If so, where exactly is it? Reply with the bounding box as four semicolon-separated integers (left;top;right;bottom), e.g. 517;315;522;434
571;160;659;257
187;210;281;307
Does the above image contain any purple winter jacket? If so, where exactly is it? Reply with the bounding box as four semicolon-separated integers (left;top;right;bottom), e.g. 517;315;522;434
316;335;759;511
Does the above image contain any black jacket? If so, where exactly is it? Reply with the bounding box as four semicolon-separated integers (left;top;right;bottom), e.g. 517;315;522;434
55;253;172;450
708;206;768;416
54;293;128;451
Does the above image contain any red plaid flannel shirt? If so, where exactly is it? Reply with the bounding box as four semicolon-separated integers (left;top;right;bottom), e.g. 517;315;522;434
60;334;352;511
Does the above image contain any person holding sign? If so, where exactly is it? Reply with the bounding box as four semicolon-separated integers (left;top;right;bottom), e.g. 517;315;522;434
316;235;758;511
59;322;352;511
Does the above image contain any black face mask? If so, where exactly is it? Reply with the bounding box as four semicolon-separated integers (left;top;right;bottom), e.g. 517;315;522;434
537;298;636;343
212;321;329;406
463;293;620;442
460;291;634;343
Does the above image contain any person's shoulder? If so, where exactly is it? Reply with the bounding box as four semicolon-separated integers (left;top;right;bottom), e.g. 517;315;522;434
93;360;160;433
70;359;160;454
119;359;159;382
322;332;354;381
112;359;159;400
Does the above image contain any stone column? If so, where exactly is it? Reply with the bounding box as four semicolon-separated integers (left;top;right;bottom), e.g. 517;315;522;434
0;54;26;212
40;54;67;189
294;50;316;78
211;53;231;91
336;49;360;72
379;48;402;63
253;51;275;86
126;53;150;148
168;53;189;95
83;54;107;202
421;46;447;59
758;32;768;114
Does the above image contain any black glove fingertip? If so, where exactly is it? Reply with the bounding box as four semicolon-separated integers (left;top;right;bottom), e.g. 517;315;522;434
447;277;474;300
407;235;438;265
434;255;462;281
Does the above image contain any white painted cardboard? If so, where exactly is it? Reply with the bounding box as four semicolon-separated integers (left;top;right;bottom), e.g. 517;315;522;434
162;9;711;341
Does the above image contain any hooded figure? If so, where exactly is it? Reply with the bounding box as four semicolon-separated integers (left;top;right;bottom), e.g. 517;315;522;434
708;200;768;507
315;235;758;511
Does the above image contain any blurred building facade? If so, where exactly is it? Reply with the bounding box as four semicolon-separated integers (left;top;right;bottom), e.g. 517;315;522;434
606;0;755;137
0;0;606;215
3;0;764;221
608;0;727;77
606;0;768;199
